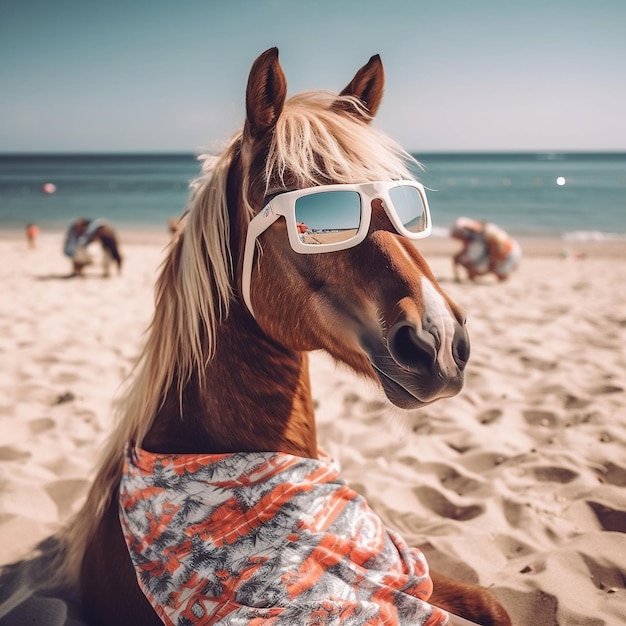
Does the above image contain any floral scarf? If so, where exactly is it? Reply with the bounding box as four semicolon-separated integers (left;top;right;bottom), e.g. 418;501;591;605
119;447;448;625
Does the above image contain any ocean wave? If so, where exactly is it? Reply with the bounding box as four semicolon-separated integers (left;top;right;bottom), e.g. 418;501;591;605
562;230;626;242
431;225;626;242
430;226;451;238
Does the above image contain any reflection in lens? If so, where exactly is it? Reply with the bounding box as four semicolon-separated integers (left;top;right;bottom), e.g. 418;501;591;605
294;191;361;245
389;185;426;233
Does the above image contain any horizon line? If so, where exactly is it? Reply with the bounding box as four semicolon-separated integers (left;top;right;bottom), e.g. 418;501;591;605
1;149;625;157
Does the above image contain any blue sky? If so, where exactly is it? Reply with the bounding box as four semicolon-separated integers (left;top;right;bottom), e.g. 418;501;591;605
1;0;624;153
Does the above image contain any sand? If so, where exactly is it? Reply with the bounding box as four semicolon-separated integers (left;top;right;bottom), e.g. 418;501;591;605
0;230;625;625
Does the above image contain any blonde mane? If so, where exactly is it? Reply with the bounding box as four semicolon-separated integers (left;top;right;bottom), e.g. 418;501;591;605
53;91;419;589
268;92;417;188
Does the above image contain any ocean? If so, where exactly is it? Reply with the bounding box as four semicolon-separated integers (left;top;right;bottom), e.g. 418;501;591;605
0;152;625;240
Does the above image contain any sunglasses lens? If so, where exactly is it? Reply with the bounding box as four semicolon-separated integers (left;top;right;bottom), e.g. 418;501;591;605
388;185;428;233
294;191;361;245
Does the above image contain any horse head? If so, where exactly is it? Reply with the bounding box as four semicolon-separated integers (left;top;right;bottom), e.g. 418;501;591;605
233;48;469;409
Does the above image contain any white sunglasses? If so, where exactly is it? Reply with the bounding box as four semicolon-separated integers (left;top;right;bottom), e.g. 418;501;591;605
242;180;432;316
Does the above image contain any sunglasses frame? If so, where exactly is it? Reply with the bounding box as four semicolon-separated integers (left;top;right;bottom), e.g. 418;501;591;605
242;180;432;316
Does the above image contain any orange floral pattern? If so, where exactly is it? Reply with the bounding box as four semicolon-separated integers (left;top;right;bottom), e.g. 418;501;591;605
120;447;449;625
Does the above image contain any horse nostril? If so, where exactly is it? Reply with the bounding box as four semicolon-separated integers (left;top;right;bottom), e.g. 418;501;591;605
388;323;437;373
452;326;470;370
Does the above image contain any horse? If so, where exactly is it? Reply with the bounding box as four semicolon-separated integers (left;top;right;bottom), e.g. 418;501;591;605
39;48;512;625
63;218;123;277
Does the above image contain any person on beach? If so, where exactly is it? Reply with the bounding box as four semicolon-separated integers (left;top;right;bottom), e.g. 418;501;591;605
25;223;39;249
451;216;521;282
167;217;181;236
63;218;123;277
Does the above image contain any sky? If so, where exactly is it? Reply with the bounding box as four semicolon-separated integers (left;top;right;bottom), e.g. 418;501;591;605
1;0;625;153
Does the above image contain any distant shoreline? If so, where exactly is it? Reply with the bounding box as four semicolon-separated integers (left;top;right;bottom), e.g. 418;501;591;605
1;151;626;158
2;152;624;241
1;229;624;259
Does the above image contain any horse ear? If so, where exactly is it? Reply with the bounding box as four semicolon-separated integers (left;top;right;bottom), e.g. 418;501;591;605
334;54;385;120
245;47;287;139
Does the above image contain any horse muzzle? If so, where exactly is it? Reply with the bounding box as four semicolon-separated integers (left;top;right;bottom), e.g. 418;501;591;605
364;296;470;409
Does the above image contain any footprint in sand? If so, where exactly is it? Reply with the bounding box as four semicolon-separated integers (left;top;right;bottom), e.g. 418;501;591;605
477;408;503;425
523;409;559;428
0;446;31;461
531;466;578;483
519;355;557;371
588;384;624;395
28;417;56;435
563;393;591;409
495;588;558;626
53;371;79;385
413;485;484;521
53;391;76;405
421;462;483;495
459;452;509;473
587;501;626;533
533;384;591;410
494;534;535;558
597;462;626;487
581;552;624;592
502;499;526;527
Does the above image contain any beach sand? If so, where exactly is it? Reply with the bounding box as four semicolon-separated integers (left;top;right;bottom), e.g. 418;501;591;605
0;231;625;625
